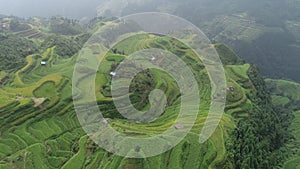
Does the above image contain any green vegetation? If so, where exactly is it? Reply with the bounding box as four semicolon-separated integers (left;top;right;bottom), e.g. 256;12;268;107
266;79;300;169
214;44;244;65
61;136;88;169
42;35;81;58
0;32;229;168
0;71;7;81
49;17;83;35
0;16;292;169
283;110;300;169
225;67;290;168
0;34;38;71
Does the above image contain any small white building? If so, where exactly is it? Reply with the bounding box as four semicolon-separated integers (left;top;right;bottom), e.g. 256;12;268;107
110;72;116;77
102;119;109;124
41;61;46;65
151;56;156;61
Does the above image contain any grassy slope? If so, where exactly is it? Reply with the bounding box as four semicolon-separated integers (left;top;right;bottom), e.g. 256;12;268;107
265;79;300;169
0;32;257;169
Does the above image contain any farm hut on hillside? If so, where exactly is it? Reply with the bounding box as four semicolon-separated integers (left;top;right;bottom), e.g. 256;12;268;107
41;61;46;65
102;119;110;124
110;72;116;77
151;56;156;61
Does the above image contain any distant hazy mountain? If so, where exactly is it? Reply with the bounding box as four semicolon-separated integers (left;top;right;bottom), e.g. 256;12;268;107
112;0;300;82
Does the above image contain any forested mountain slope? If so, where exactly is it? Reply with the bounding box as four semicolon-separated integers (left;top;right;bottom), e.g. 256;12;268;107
266;79;300;169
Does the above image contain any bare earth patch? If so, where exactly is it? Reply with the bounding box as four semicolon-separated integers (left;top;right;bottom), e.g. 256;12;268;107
31;97;46;107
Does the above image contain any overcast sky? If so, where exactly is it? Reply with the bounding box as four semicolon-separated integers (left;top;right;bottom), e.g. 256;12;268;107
0;0;107;19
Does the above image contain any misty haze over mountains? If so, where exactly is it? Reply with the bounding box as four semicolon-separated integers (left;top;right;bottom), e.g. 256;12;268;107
0;0;103;19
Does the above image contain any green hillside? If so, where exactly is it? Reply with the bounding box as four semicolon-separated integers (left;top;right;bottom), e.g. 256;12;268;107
0;17;289;169
266;79;300;169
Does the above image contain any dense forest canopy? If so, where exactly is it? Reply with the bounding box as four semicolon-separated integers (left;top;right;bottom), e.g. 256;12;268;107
0;34;38;71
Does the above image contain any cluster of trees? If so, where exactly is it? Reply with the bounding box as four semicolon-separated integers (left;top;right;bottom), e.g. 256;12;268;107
49;17;83;35
214;44;245;65
74;33;92;47
129;69;156;111
0;34;38;71
227;65;290;168
42;35;81;58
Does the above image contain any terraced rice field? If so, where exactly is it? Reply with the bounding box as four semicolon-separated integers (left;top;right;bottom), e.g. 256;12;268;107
14;24;45;39
0;32;254;168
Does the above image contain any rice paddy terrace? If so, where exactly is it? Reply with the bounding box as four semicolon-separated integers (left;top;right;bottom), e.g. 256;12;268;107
0;32;258;168
0;17;45;39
